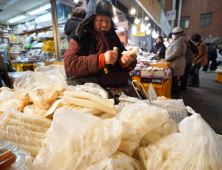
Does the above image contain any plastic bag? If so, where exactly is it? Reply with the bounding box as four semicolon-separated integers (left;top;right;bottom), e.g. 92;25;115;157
24;105;48;117
85;151;145;170
0;107;52;157
0;137;33;170
67;83;108;99
139;106;222;170
0;99;25;113
33;108;121;170
152;99;188;123
148;83;157;101
0;89;14;102
117;101;178;145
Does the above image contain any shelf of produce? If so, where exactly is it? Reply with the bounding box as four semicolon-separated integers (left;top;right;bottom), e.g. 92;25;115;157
15;26;52;35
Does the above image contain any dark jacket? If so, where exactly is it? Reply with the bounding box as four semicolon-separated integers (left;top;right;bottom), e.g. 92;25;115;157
194;41;208;66
64;27;137;87
64;17;84;42
150;43;166;59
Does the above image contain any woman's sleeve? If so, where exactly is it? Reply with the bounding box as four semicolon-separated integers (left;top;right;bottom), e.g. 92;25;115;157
64;39;99;77
159;45;166;56
165;40;182;62
150;45;154;53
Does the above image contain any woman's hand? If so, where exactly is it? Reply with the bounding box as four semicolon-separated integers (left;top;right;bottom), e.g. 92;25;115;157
120;54;137;65
104;50;118;65
157;51;160;55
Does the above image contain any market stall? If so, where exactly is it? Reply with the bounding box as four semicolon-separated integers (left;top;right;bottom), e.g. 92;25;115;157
0;65;221;170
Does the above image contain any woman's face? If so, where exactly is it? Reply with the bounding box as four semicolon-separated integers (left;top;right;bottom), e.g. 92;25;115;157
156;38;162;43
93;15;111;32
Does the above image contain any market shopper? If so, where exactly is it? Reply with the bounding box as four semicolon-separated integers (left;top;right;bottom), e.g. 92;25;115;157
202;44;217;72
64;7;86;42
168;32;173;44
165;27;187;98
190;34;207;87
64;0;137;100
150;36;166;59
0;57;12;88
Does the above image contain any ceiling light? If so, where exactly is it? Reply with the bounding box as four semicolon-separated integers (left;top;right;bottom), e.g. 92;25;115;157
164;38;167;41
113;7;116;14
74;0;79;3
130;8;136;15
132;25;137;35
9;15;25;23
146;29;151;35
114;16;118;23
145;16;149;21
141;22;145;32
28;4;51;15
147;23;151;27
3;0;19;8
134;17;140;24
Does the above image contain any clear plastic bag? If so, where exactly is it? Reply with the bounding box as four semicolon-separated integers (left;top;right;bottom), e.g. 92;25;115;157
0;89;14;102
0;107;52;157
148;83;157;101
0;137;33;170
33;108;122;170
117;101;178;145
85;151;145;170
139;106;222;170
24;105;48;117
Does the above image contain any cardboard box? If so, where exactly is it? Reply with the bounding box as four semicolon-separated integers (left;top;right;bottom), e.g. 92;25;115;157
142;78;164;84
140;69;171;79
130;70;140;76
150;62;171;69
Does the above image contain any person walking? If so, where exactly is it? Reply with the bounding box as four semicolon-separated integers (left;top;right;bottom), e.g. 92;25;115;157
202;44;217;72
64;7;86;42
150;36;166;59
165;27;187;98
190;34;207;87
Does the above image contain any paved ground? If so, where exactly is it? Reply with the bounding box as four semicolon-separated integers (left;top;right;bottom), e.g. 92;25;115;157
181;67;222;134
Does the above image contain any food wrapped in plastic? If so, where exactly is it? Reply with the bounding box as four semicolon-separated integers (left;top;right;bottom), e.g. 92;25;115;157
86;151;145;170
117;101;178;145
0;137;33;170
24;105;48;117
33;108;122;170
138;107;222;170
0;99;25;114
0;107;52;157
0;89;14;102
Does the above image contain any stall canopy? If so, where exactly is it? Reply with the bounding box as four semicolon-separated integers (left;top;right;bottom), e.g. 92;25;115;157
203;36;222;45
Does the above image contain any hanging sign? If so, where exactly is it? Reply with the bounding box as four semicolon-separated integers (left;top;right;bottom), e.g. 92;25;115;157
167;10;176;20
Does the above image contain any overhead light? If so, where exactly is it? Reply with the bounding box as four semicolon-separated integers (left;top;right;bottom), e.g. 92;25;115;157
145;16;149;21
130;8;136;15
74;0;79;3
132;25;137;35
147;23;151;27
141;22;145;32
152;29;156;38
114;15;118;23
28;4;51;15
113;7;116;14
3;0;19;8
9;15;25;23
164;38;167;41
146;29;151;35
134;17;140;24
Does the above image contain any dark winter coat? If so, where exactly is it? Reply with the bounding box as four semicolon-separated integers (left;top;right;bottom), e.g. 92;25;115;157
150;43;166;59
64;26;137;87
64;17;84;42
194;41;208;66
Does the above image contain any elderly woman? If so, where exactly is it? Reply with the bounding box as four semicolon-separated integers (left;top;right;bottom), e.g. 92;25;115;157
165;27;188;98
64;0;138;100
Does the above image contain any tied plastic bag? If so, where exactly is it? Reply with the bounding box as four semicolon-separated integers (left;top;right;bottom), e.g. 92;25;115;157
33;108;122;170
0;137;33;170
0;107;52;157
138;106;222;170
85;151;145;170
148;83;157;101
152;99;188;123
117;101;178;145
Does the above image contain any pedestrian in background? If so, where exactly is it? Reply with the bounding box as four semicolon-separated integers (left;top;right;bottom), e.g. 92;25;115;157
202;44;217;72
190;34;207;87
150;36;166;59
165;27;187;98
64;7;86;42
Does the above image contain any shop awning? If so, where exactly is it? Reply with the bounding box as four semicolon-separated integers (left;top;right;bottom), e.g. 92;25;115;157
203;36;222;45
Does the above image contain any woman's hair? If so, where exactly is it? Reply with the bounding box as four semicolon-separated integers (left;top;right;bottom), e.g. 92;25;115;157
168;32;172;39
72;7;86;18
155;36;163;42
190;34;201;42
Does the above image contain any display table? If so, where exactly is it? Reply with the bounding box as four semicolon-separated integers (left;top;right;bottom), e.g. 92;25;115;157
216;73;222;83
132;76;172;98
11;61;35;72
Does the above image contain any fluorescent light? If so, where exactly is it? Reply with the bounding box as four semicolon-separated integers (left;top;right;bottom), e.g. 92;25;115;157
3;0;19;8
114;16;118;23
132;25;137;35
130;8;136;15
74;0;79;3
145;16;149;21
113;7;116;14
141;22;145;32
9;15;25;23
28;4;51;15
